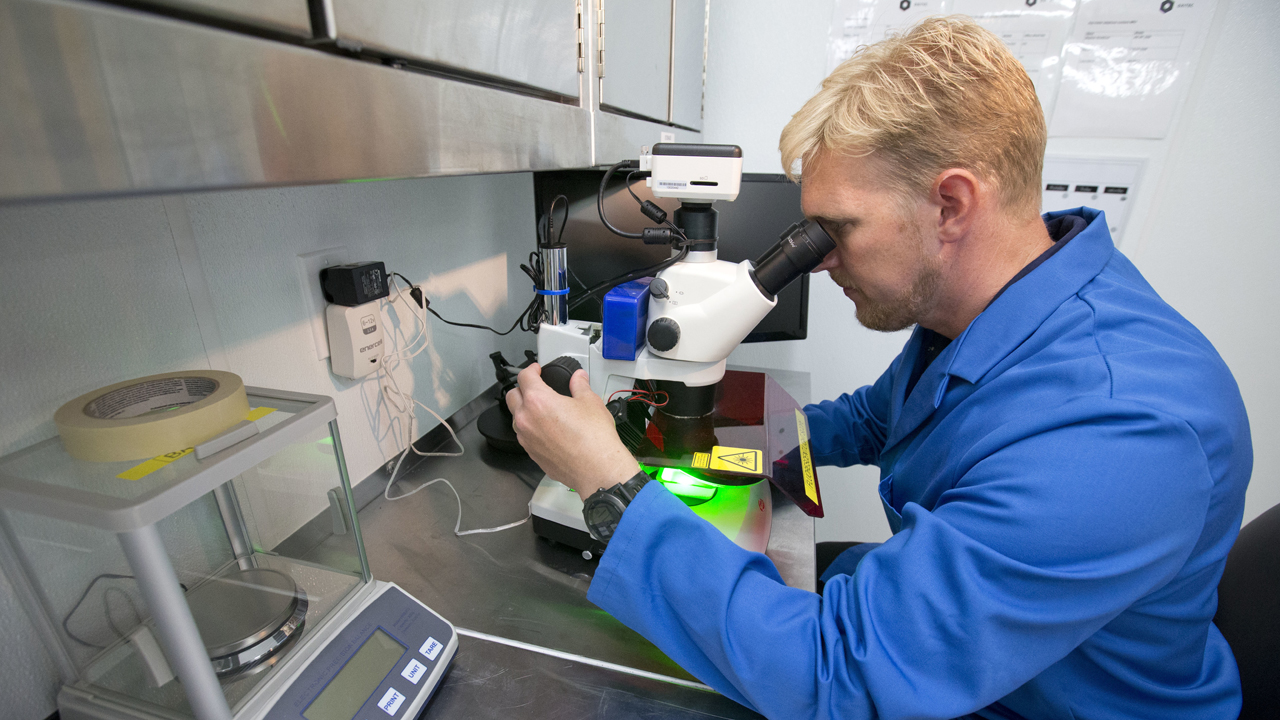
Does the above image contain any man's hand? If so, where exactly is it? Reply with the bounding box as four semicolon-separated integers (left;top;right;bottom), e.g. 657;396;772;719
506;363;641;498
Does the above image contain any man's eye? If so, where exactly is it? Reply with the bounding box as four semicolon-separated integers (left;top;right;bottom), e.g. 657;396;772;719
817;220;846;237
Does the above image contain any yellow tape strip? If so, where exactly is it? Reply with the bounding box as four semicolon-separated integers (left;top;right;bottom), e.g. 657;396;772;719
116;449;192;481
116;407;276;481
244;407;276;422
795;409;817;503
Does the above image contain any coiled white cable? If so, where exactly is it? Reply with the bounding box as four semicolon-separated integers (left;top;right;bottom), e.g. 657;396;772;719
375;273;531;536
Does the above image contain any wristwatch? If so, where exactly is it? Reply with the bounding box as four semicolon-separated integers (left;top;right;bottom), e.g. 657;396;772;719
582;470;650;545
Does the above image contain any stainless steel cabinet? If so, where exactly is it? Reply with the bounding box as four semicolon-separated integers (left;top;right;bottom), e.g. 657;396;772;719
0;0;592;202
597;0;705;129
328;0;581;99
143;0;313;36
598;0;671;123
670;0;706;130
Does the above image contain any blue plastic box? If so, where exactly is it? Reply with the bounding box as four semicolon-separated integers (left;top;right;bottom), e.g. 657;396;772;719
601;278;653;361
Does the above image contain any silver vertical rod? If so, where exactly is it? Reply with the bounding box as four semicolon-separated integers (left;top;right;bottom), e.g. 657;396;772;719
213;481;255;570
117;524;231;720
541;245;569;326
330;420;372;583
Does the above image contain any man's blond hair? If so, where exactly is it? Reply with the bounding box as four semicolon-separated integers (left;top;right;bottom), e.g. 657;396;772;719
780;16;1045;216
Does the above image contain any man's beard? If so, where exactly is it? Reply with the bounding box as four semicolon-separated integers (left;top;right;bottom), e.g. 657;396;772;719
831;222;942;333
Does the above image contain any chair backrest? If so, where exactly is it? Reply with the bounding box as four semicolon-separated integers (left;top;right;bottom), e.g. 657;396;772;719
1215;502;1280;720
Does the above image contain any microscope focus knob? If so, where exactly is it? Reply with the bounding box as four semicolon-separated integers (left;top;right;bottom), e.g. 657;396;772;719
541;356;583;397
647;318;681;351
649;278;669;299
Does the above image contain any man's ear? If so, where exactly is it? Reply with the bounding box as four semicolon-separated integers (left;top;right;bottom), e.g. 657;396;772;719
932;169;980;244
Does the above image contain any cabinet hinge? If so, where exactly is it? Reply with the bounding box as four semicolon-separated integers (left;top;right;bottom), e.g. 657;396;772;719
576;0;584;73
596;0;606;78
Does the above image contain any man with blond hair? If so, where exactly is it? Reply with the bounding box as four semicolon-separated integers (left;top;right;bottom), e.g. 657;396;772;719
507;15;1250;719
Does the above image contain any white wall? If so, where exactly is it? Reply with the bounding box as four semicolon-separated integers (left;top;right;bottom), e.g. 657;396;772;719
1128;0;1280;524
708;0;1280;543
0;173;539;719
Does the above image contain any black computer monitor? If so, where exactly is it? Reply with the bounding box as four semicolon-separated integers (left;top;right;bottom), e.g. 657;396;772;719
531;171;809;343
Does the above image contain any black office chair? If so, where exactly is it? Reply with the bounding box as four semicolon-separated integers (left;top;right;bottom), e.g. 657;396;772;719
1215;502;1280;720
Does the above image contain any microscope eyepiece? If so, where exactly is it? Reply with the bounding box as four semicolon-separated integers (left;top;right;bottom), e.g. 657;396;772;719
750;220;837;299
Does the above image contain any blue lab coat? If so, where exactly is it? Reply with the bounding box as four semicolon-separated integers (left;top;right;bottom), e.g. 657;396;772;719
587;208;1252;719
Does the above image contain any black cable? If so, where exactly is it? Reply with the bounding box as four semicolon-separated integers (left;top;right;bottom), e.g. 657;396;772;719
392;270;536;336
624;170;650;208
542;194;569;248
538;193;598;312
62;574;184;648
598;160;644;239
570;162;692;309
103;585;142;642
569;243;689;310
520;250;547;331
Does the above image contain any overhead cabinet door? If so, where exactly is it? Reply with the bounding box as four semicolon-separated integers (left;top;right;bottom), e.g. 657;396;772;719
599;0;671;123
141;0;312;35
329;0;581;100
670;0;706;130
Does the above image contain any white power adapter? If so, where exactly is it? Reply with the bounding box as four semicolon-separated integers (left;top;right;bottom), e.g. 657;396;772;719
326;301;384;378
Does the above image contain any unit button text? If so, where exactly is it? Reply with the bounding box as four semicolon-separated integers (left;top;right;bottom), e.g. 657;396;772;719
401;659;427;685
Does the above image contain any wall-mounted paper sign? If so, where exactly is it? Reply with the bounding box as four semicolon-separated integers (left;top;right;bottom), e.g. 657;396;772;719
827;0;947;73
1050;0;1217;138
951;0;1077;118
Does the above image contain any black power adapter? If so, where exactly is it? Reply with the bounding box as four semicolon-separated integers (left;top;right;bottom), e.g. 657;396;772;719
320;262;389;306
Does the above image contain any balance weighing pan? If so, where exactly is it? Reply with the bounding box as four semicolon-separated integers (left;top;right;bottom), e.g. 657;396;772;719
185;567;308;677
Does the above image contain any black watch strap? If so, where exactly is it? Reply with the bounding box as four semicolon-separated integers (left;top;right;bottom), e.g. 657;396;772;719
582;470;650;545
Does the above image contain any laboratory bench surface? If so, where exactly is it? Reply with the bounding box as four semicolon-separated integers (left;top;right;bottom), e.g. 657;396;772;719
352;368;816;719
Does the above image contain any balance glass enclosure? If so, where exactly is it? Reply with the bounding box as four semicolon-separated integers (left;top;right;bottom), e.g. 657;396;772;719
0;387;370;720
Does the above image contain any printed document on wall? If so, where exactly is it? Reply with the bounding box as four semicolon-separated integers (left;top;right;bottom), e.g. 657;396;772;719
951;0;1076;118
1050;0;1216;138
828;0;947;73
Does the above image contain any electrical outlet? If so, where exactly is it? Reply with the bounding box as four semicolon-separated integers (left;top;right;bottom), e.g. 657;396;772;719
297;246;351;360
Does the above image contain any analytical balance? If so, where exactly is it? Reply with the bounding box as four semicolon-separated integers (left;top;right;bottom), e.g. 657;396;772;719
0;385;456;720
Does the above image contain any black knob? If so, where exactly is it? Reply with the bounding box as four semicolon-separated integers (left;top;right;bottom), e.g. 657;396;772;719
541;356;583;397
647;318;681;351
649;278;669;299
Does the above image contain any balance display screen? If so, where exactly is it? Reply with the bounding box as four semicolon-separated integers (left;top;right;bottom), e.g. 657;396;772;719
304;629;406;720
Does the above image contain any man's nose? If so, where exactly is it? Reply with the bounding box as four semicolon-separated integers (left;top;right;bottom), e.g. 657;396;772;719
812;251;841;273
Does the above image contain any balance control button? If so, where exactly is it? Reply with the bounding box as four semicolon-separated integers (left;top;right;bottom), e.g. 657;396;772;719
420;637;443;661
377;688;405;716
401;659;427;685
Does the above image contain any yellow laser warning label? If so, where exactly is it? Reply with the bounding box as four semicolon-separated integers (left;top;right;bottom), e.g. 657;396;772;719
692;452;710;469
795;409;817;503
708;446;763;474
117;407;277;480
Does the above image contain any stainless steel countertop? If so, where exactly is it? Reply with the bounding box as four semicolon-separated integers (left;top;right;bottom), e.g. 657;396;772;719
354;367;815;718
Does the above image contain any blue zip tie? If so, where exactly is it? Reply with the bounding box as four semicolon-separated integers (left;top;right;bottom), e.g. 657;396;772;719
535;287;570;296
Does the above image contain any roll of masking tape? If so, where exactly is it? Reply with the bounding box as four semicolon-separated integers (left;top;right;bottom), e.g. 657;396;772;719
54;370;252;462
